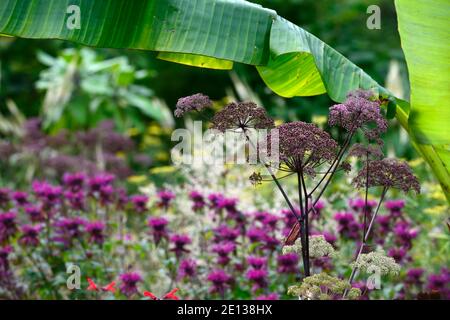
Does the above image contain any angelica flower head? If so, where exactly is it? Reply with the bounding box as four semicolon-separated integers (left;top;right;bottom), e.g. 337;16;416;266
288;273;361;300
353;158;420;193
174;93;212;117
211;101;274;132
328;89;388;141
282;235;335;259
275;121;338;175
351;249;401;276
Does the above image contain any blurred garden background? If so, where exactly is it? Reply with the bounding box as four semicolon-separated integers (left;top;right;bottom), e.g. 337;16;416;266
0;0;448;300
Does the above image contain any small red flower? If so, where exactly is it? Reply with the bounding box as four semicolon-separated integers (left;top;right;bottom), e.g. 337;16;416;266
86;277;116;293
143;288;179;300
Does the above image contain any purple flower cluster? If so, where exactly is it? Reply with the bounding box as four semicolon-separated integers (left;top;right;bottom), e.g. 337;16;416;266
85;221;106;245
334;212;362;240
156;190;175;210
19;224;42;247
147;216;169;244
353;159;420;193
174;93;213;117
211;101;274;132
277;253;299;274
189;190;205;211
207;269;233;296
178;258;197;280
130;195;149;213
212;242;236;265
0;211;17;242
170;234;191;258
276;121;338;175
426;269;450;299
119;272;142;297
328;90;388;141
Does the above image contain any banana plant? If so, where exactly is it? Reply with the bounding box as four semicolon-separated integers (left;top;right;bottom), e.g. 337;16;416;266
36;47;173;130
0;0;448;201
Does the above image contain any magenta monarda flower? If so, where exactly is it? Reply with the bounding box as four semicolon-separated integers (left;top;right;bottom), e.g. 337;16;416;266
19;224;42;247
208;193;224;210
188;190;205;211
169;234;191;258
207;269;233;295
88;173;115;193
156;190;175;209
211;101;274;132
348;198;377;213
334;212;361;240
24;205;45;222
246;268;268;291
130;195;149;213
213;224;239;243
32;181;62;207
247;256;267;270
53;217;86;247
388;247;409;264
63;172;86;192
0;211;17;242
119;272;142;297
405;268;424;285
254;211;278;230
328;90;388;141
212;242;236;265
277;253;299;274
246;227;266;243
147;216;169;244
12;191;28;206
262;234;280;251
385;199;405;218
375;215;391;239
427;269;450;298
275;121;338;175
85;221;106;245
393;221;418;249
174;93;213;118
353;159;420;193
98;184;114;205
178;258;197;280
65;190;86;211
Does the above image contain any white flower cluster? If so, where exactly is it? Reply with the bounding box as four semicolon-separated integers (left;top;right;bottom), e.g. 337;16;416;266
287;273;360;300
351;249;401;276
282;235;335;259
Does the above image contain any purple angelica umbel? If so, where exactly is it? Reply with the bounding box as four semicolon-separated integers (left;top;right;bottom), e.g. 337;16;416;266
211;102;274;132
328;90;388;142
353;158;420;194
174;93;212;117
276;121;338;175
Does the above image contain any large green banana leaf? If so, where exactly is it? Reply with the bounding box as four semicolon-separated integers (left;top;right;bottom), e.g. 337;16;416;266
395;0;450;199
0;0;448;201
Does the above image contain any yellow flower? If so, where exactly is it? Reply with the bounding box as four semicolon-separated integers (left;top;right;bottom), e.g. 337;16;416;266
126;127;140;137
155;152;169;161
127;175;148;184
149;166;176;174
147;124;163;136
312;115;327;127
